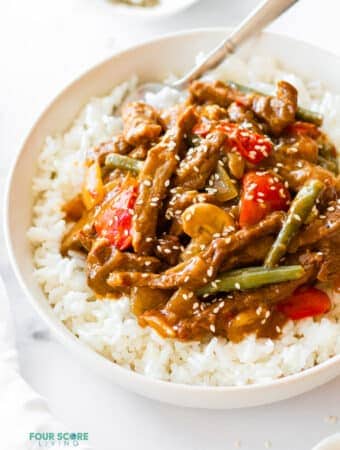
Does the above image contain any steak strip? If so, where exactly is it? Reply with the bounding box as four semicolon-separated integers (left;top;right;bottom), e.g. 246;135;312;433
109;211;285;289
87;241;161;296
189;80;298;135
122;101;163;146
132;106;196;255
174;131;225;189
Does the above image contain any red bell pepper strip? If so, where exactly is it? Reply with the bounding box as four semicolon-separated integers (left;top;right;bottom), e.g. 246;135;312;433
277;286;331;320
95;183;138;251
239;171;291;228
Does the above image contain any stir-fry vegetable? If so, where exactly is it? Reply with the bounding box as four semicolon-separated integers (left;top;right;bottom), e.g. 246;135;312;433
219;121;273;164
239;172;290;228
210;164;238;201
265;179;324;267
319;142;338;175
94;181;138;250
182;203;234;241
105;153;144;173
227;81;323;126
277;286;331;319
82;161;104;210
193;119;273;164
198;265;305;295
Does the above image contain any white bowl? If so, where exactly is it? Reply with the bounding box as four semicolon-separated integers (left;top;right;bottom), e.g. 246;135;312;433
110;0;200;18
5;28;340;409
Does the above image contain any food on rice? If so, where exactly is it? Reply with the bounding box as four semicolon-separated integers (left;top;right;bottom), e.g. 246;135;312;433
28;55;340;386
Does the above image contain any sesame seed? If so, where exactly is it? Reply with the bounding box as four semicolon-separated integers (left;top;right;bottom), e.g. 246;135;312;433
327;206;335;212
210;324;216;333
234;282;241;290
256;306;263;316
184;276;190;283
265;310;271;319
293;214;301;222
143;179;152;187
275;326;281;333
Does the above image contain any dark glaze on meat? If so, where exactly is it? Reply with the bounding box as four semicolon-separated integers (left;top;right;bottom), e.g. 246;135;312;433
61;79;340;343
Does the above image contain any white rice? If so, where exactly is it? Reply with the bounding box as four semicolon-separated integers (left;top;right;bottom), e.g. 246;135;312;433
28;55;340;386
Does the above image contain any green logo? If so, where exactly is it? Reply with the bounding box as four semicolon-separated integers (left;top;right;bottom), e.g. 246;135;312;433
28;432;89;448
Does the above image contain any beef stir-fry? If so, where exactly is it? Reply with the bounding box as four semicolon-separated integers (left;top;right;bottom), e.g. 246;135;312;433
61;79;340;343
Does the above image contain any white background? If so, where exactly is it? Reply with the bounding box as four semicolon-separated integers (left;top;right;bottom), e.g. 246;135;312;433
0;1;339;449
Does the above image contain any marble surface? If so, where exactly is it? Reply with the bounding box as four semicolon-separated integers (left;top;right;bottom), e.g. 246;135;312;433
0;0;339;449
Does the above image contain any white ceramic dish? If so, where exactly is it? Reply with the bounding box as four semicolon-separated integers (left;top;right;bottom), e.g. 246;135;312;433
111;0;200;18
5;28;340;409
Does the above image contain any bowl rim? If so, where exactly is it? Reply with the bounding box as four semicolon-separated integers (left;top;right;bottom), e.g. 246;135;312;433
4;26;340;398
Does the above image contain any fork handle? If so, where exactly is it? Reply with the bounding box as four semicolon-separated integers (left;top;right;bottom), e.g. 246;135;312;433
172;0;299;89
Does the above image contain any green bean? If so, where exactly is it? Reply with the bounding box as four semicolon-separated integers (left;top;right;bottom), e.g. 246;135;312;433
304;206;319;225
265;179;324;268
227;81;323;126
198;265;304;296
318;142;338;174
105;153;144;173
296;107;323;127
317;155;338;175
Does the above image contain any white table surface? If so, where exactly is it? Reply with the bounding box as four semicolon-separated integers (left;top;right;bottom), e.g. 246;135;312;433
0;1;339;449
